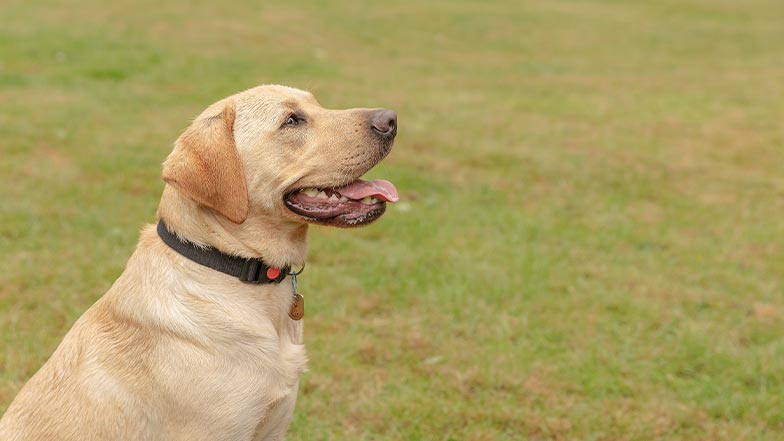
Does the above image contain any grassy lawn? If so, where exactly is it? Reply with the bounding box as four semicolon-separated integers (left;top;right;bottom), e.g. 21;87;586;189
1;0;783;439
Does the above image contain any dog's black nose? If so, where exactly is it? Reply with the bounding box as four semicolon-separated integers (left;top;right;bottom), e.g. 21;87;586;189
370;109;397;138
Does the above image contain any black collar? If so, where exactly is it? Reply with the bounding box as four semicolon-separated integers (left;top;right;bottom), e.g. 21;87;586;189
157;220;289;284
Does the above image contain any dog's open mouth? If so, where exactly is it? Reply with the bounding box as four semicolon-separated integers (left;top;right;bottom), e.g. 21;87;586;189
285;179;399;227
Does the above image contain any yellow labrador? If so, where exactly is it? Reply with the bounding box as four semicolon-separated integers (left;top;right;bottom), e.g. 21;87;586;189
0;85;399;440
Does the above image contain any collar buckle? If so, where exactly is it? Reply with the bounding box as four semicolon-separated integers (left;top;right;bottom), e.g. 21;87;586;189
239;259;289;284
239;259;265;284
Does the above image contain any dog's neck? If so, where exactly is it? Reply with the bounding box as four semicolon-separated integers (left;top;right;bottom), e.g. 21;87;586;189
156;186;308;269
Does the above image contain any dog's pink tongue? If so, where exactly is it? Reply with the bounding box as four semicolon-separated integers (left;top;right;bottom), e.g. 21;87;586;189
336;179;399;203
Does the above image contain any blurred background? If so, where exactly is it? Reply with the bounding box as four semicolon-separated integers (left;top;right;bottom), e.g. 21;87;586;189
1;1;782;439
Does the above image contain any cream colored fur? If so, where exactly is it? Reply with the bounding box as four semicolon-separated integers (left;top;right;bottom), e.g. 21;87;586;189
0;85;392;440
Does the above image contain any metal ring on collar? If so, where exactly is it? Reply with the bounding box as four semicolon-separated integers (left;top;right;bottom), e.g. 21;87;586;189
289;263;305;276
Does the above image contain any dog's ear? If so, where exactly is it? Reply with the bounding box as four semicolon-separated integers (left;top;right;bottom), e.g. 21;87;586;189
162;100;249;224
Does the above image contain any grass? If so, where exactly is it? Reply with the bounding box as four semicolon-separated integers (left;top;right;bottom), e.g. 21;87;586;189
1;0;783;439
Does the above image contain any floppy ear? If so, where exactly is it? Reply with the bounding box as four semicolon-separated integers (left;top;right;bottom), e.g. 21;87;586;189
162;100;249;224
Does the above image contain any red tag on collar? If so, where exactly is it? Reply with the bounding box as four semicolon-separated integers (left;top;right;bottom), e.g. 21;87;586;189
266;267;281;280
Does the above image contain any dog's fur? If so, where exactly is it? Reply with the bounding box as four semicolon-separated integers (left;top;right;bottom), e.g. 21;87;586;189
0;85;395;440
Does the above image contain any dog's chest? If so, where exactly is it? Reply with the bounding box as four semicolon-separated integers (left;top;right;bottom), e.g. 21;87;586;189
149;280;307;439
152;319;306;440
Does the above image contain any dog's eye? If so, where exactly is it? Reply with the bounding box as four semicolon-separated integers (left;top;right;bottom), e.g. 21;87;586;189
284;115;300;126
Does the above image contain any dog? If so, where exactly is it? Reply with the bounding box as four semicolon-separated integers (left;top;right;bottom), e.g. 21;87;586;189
0;85;399;440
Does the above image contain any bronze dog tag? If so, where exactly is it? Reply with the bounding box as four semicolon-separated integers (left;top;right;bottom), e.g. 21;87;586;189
288;293;304;320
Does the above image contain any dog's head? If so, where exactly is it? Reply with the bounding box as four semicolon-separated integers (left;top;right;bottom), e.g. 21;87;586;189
162;85;398;228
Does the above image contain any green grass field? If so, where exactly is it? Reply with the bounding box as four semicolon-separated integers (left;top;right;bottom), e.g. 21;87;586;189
1;0;783;439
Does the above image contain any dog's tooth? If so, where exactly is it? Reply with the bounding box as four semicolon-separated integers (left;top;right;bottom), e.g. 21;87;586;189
317;191;328;199
339;196;348;202
360;197;374;205
303;188;318;197
329;194;339;201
